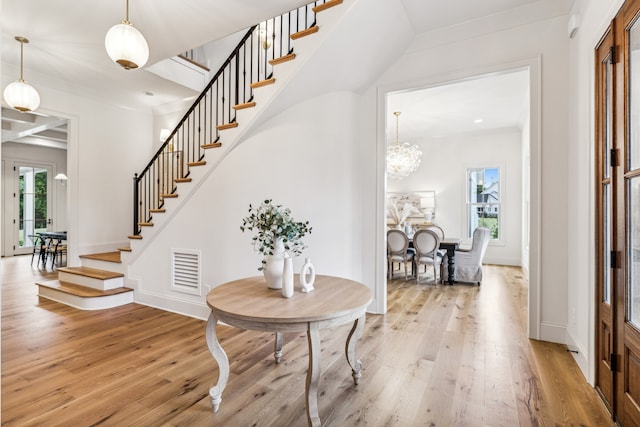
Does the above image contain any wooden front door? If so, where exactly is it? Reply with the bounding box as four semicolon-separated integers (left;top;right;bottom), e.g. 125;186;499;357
596;1;640;424
595;25;616;415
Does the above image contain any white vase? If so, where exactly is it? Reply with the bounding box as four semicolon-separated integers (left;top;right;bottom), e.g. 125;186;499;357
424;211;433;223
263;238;285;289
299;257;315;293
282;253;294;298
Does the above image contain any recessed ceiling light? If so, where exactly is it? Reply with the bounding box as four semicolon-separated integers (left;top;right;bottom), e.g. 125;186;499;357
474;118;483;124
145;91;154;96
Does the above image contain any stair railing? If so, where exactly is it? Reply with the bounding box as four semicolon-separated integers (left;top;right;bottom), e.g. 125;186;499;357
133;0;332;236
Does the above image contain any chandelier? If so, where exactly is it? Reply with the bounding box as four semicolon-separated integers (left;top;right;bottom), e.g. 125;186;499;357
386;111;422;180
3;36;40;112
105;0;149;70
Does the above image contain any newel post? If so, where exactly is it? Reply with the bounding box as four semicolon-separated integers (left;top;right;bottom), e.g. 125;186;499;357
133;173;139;236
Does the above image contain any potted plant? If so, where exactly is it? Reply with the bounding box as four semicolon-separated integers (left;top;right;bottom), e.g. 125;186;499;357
241;199;312;289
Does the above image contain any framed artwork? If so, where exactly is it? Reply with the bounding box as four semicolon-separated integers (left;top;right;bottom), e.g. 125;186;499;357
387;191;436;224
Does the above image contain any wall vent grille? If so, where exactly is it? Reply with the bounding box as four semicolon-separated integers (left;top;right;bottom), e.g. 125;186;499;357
171;249;201;296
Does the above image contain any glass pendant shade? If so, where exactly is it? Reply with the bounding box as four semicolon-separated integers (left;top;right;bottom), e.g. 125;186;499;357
105;22;149;70
4;36;40;112
4;80;40;112
386;112;422;180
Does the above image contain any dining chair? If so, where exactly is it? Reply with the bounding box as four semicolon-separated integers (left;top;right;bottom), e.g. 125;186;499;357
412;229;442;284
451;227;491;285
387;229;414;280
28;234;46;267
47;238;67;269
424;224;446;278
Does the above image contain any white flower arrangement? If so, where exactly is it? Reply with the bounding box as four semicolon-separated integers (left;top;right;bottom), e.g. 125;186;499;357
387;200;419;225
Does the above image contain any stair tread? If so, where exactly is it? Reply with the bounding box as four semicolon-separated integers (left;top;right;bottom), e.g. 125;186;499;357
149;208;166;213
291;25;319;40
37;280;133;298
128;235;142;240
187;160;206;166
269;53;296;66
79;252;122;263
217;122;238;131
250;78;276;88
57;266;124;280
118;247;132;252
202;142;222;149
233;101;256;110
313;0;342;13
175;177;192;183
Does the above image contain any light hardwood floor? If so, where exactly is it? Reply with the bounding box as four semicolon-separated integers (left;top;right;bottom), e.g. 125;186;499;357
1;256;613;426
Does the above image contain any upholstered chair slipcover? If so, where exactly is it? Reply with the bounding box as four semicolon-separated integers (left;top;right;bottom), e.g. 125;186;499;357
387;229;414;280
452;227;491;285
412;229;442;284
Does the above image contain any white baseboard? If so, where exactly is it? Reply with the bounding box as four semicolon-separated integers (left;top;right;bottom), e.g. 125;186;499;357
483;256;521;266
565;328;590;383
539;322;566;344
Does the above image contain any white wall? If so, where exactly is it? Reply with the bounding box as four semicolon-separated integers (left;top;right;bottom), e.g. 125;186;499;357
387;128;523;266
566;0;624;382
129;92;362;318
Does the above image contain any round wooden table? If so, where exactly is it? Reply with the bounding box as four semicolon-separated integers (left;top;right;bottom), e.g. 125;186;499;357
205;275;372;427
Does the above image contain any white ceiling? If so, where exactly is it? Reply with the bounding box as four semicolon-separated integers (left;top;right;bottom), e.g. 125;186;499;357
1;0;568;144
387;69;530;140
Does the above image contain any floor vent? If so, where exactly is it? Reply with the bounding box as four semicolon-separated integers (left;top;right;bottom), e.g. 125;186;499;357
171;249;201;295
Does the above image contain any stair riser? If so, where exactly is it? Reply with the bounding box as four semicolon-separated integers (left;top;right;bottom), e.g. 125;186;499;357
80;258;126;275
38;286;134;310
57;271;124;291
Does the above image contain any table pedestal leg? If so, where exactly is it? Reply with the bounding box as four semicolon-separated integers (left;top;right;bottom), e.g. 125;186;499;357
345;314;365;384
205;311;229;413
274;332;283;363
447;248;456;285
306;323;321;427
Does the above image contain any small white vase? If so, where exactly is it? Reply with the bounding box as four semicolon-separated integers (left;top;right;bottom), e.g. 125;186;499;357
282;253;294;298
299;257;315;293
263;238;285;289
424;211;433;223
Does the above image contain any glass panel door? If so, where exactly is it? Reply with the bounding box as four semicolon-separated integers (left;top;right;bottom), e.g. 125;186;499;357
595;26;615;412
14;164;51;255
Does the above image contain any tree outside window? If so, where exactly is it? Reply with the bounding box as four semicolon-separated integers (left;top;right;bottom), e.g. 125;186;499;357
467;167;500;240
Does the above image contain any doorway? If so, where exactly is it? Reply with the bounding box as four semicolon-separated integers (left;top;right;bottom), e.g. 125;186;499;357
377;65;536;332
0;107;68;257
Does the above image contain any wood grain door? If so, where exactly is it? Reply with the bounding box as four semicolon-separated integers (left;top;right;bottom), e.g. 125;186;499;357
618;2;640;424
595;26;616;415
596;1;640;424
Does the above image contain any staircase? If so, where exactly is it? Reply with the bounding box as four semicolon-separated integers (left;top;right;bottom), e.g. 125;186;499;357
36;252;132;310
36;0;345;310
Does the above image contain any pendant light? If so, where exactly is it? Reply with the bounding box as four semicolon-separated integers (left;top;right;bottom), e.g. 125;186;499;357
3;37;40;113
386;112;422;180
105;0;149;70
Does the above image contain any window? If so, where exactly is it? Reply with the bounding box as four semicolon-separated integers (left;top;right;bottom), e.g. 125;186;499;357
466;167;500;240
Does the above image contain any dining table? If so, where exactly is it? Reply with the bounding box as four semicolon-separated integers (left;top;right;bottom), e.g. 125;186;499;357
438;238;461;285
